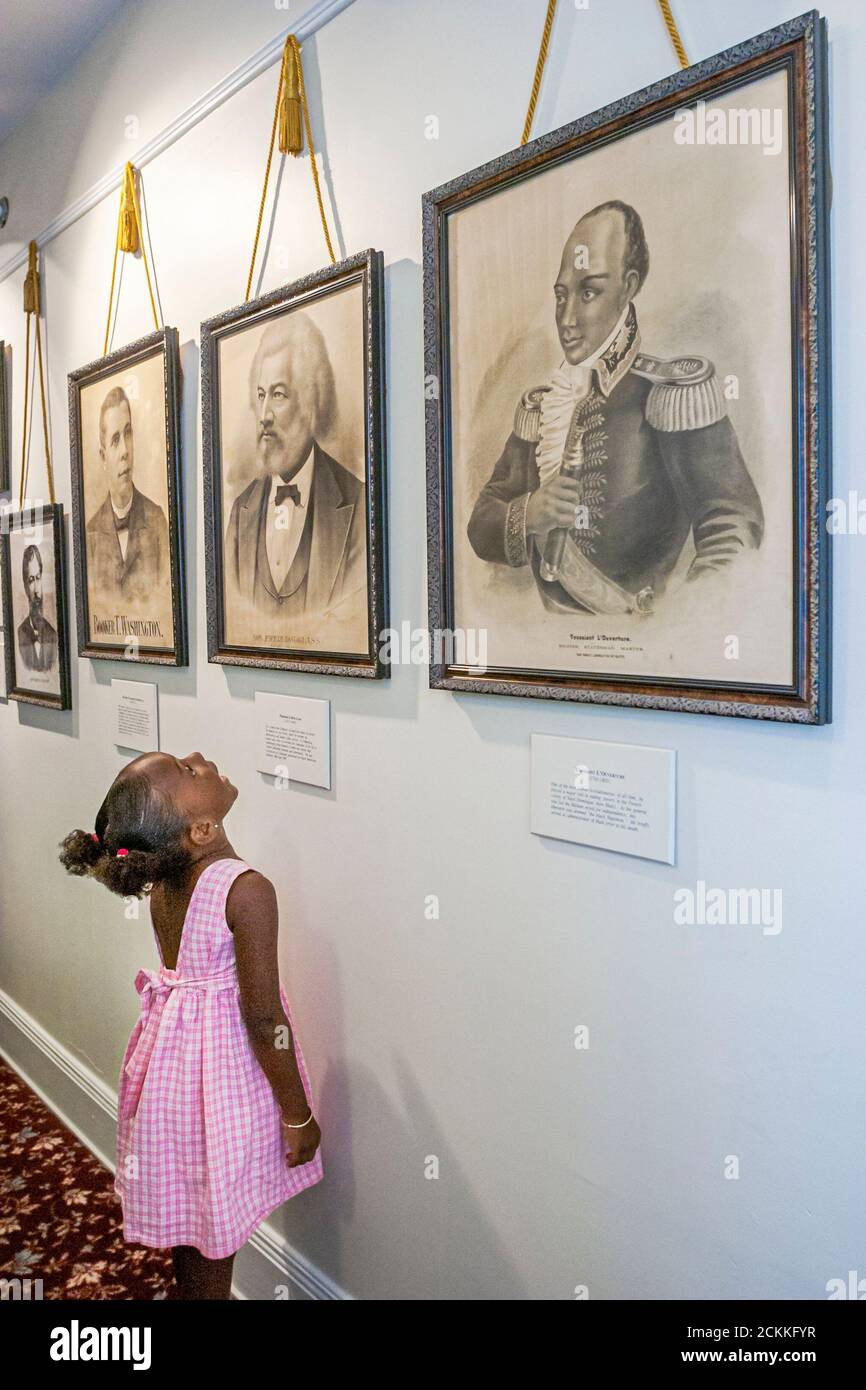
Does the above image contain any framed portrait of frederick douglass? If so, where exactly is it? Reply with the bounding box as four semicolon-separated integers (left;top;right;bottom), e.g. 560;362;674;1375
1;502;72;709
423;11;830;723
68;328;187;665
201;250;388;678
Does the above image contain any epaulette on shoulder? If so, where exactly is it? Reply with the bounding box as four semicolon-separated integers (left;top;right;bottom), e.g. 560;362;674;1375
630;352;726;432
513;386;550;443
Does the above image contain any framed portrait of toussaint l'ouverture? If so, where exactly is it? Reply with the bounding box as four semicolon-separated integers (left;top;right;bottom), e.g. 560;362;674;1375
423;10;831;723
1;503;72;709
67;328;187;665
201;250;388;678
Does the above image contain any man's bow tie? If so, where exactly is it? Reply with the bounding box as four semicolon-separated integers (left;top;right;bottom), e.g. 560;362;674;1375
274;481;301;507
115;511;131;532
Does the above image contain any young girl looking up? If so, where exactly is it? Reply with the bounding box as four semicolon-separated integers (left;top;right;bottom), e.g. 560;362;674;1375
59;749;323;1300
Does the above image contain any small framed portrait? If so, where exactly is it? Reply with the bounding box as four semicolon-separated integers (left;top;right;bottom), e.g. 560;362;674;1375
68;328;187;665
1;502;72;709
423;12;830;722
201;250;388;677
0;341;10;495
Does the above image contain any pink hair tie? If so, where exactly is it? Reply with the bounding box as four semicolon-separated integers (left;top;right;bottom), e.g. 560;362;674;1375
91;833;100;844
115;848;129;858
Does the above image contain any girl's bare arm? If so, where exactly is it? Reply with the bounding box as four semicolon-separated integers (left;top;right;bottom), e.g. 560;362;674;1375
227;870;314;1125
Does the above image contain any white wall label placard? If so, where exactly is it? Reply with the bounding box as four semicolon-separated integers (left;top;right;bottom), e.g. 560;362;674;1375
112;679;159;753
255;691;331;790
531;735;675;864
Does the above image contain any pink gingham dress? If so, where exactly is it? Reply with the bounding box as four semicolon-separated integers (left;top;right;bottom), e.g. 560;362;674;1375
114;857;324;1258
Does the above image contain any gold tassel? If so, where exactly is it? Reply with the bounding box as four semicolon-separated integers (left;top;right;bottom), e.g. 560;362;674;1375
23;240;39;315
118;163;139;253
278;40;303;155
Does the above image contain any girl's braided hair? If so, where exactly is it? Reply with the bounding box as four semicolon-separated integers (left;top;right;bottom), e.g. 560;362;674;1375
58;769;194;899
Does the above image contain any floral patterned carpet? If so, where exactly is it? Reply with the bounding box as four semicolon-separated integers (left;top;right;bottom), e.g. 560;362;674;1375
0;1055;175;1299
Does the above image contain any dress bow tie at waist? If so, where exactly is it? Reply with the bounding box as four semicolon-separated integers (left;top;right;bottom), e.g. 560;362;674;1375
120;964;238;1121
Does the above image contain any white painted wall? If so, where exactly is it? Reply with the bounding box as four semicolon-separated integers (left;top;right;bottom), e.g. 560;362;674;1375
1;0;864;1300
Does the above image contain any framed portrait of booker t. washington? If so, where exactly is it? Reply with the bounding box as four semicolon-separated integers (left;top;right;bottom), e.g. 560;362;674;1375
423;11;831;722
201;250;388;678
68;329;187;665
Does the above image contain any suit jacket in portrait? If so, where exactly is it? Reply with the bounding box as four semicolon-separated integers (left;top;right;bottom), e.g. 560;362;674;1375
467;303;764;616
224;442;367;621
86;484;170;606
17;610;57;672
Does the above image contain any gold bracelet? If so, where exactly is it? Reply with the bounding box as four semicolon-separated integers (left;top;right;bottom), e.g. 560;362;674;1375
281;1108;313;1129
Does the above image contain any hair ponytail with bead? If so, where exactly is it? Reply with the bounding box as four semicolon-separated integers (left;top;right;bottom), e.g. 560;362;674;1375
59;772;193;899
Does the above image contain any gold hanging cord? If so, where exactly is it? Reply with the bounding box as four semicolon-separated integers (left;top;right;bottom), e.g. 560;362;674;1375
657;0;689;69
521;1;558;145
521;1;689;147
245;34;336;303
19;241;55;509
103;161;160;356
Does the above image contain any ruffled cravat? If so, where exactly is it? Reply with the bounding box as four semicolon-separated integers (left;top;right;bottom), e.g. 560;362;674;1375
535;305;630;486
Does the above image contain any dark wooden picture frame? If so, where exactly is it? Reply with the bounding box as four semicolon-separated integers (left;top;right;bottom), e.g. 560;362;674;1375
1;502;72;710
0;341;10;496
201;249;388;678
423;10;830;723
68;328;187;666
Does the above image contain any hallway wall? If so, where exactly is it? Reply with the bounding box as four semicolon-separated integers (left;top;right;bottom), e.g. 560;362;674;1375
1;0;864;1299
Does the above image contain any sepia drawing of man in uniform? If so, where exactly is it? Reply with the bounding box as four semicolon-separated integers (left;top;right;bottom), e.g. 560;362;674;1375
17;544;57;672
467;199;764;616
86;385;170;606
223;312;366;624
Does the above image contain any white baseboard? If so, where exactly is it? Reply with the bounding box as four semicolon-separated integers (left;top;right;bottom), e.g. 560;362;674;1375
0;986;349;1301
